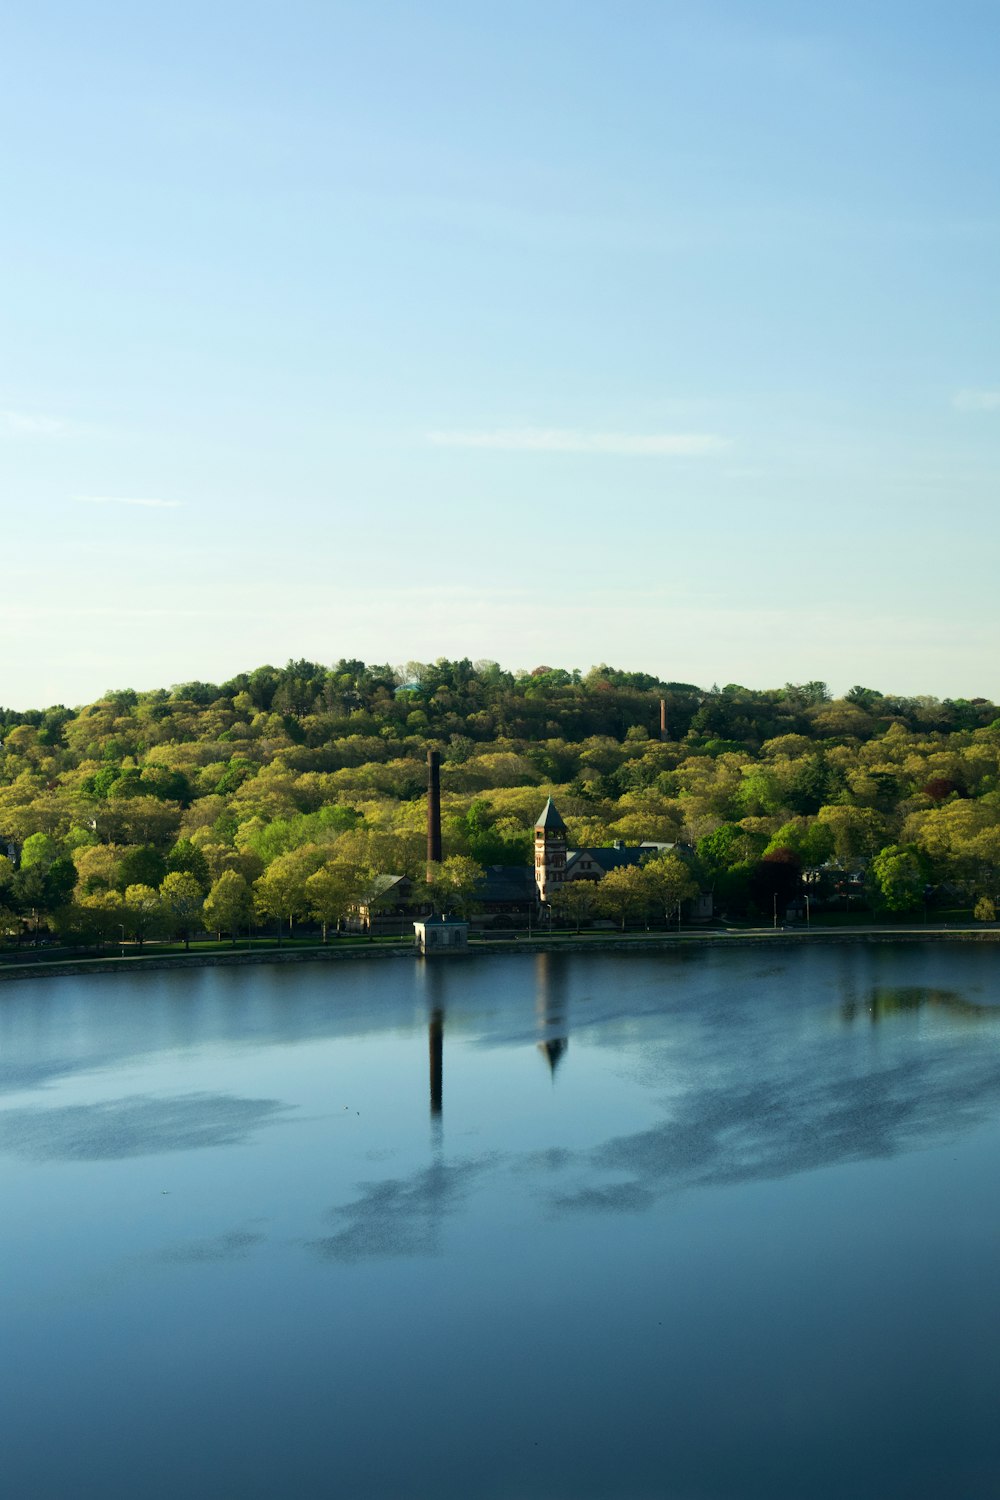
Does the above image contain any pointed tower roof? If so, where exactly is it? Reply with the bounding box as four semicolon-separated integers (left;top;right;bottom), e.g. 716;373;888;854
535;797;567;831
538;1038;568;1077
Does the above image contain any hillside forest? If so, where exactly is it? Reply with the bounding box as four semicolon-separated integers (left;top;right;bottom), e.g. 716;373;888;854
2;659;1000;947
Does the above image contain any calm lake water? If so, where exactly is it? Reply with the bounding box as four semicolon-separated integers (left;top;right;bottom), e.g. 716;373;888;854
3;945;1000;1499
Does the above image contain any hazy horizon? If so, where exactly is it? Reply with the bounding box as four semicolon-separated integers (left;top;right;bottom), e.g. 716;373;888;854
4;2;998;709
2;642;994;717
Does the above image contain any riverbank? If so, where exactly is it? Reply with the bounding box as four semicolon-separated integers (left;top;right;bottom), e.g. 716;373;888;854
2;924;999;982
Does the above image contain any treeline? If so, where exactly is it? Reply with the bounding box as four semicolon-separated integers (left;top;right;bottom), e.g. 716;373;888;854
1;658;1000;945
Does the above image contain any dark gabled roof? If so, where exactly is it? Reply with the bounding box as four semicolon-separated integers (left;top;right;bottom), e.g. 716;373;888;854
476;865;537;903
369;873;410;897
567;846;648;874
535;797;567;831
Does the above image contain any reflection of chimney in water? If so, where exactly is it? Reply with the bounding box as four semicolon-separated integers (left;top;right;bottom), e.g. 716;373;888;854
426;749;442;880
535;952;568;1078
429;1007;444;1116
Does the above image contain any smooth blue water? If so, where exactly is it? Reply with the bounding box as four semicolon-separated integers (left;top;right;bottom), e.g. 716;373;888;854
4;945;1000;1499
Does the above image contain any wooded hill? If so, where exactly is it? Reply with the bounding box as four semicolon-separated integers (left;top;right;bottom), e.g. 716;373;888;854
2;658;1000;942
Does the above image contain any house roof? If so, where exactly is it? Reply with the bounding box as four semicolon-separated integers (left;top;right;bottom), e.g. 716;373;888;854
535;797;567;831
566;846;649;874
477;865;537;903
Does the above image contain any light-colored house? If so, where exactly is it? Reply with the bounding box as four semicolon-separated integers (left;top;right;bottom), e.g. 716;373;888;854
413;915;469;954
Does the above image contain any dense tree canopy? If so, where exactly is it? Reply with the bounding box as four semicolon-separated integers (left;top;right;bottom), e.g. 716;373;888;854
2;658;1000;942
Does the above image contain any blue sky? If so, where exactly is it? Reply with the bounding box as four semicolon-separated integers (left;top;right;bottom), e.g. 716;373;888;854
3;0;999;708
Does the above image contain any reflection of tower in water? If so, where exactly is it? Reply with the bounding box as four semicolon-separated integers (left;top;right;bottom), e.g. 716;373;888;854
419;954;571;1126
535;952;569;1077
419;958;448;1125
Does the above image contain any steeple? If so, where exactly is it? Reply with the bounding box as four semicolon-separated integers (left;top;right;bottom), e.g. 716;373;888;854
535;796;567;831
534;797;567;902
535;951;568;1077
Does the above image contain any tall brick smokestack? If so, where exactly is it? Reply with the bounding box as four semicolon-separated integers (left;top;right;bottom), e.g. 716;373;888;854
659;698;668;741
427;749;442;873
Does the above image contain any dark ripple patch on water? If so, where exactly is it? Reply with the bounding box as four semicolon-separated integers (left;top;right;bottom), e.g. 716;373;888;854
0;1091;292;1160
146;1227;268;1264
552;1181;655;1214
592;1046;1000;1202
309;1155;494;1263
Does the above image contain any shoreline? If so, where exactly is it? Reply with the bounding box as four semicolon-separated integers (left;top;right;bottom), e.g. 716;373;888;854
2;925;1000;982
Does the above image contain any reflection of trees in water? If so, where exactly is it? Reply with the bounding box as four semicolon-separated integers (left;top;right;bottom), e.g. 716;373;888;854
0;1091;290;1161
310;1157;491;1263
535;952;569;1077
841;987;1000;1025
313;962;1000;1253
551;973;1000;1218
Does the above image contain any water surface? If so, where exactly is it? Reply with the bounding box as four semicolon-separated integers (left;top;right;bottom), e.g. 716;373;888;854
4;945;1000;1499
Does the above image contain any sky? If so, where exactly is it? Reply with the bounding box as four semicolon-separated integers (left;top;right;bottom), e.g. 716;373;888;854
3;0;999;709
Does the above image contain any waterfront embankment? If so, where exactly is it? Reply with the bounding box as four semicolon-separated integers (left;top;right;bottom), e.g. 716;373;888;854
2;925;1000;982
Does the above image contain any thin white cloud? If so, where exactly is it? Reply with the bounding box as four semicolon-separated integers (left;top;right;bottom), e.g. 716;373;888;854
425;428;727;456
952;390;1000;412
75;495;182;509
1;409;75;437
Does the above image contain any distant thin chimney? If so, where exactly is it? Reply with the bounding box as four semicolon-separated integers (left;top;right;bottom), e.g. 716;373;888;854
659;698;668;741
427;749;442;873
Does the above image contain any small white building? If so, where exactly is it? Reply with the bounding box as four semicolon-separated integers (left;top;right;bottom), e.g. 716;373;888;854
413;915;470;955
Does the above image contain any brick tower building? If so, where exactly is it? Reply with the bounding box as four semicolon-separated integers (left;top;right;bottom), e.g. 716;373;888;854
534;797;567;903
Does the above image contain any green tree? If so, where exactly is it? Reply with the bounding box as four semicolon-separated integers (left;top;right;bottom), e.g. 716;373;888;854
697;822;767;877
642;852;698;926
451;800;531;866
203;871;252;944
764;819;835;867
550;878;599;932
252;847;323;941
165;838;210;893
116;844;167;893
123;883;165;945
304;863;362;940
816;805;890;863
160;871;205;950
596;866;650;930
73;843;126;895
871;845;924;913
43;857;78;911
77;891;126;948
424;855;483;919
20;832;61;870
974;894;996;923
10;863;48;936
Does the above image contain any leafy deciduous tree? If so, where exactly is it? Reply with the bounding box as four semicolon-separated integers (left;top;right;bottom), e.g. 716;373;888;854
203;871;252;944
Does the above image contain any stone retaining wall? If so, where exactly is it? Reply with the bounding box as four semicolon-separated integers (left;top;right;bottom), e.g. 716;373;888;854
2;928;998;983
